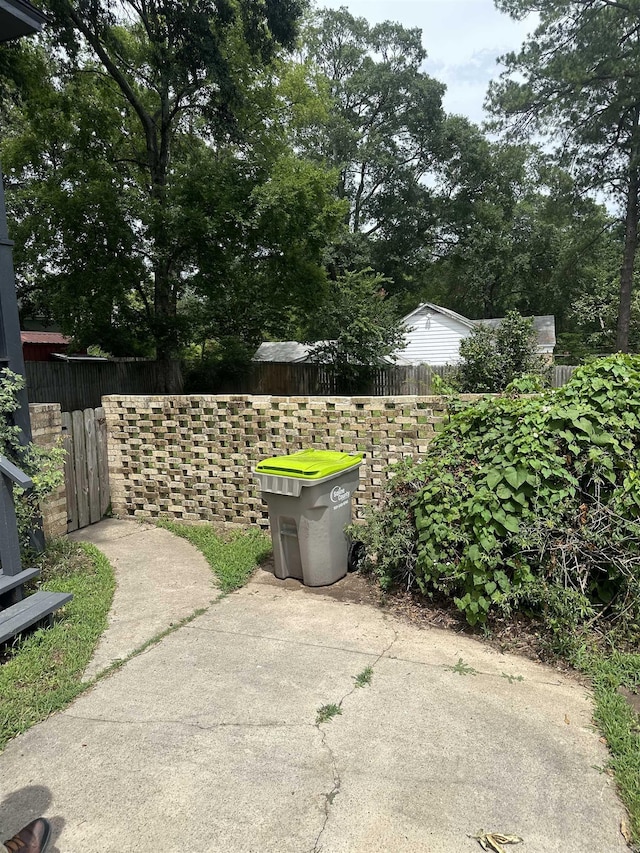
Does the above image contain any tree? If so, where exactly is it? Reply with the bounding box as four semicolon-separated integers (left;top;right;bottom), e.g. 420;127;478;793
5;0;304;384
426;117;618;334
1;9;348;373
175;149;346;348
299;8;446;303
308;269;407;393
489;0;640;352
568;264;640;356
456;310;547;392
2;48;154;355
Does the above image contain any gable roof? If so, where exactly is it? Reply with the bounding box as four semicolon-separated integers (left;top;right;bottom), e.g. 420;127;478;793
401;302;476;330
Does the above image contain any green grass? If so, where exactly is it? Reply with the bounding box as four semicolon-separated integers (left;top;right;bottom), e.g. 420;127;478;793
354;665;374;688
576;650;640;846
156;521;272;592
316;703;342;724
0;539;115;751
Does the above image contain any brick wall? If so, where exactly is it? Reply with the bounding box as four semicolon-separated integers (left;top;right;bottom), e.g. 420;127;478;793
29;402;67;539
103;395;479;529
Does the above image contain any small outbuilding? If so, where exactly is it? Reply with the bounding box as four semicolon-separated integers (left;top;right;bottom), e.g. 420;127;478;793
20;331;74;361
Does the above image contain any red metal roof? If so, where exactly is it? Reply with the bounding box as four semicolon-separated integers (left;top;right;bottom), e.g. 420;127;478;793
20;332;71;345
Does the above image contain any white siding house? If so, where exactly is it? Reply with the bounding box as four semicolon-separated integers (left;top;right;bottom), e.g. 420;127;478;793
398;304;475;366
397;303;556;366
253;304;556;367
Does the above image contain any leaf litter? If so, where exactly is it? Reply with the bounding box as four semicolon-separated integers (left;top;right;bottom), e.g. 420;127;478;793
468;830;524;853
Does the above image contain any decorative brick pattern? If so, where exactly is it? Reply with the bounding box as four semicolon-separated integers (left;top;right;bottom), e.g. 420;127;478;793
103;395;480;529
29;403;67;540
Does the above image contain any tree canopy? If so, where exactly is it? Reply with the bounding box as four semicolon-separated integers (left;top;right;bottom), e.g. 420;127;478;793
299;8;446;303
3;0;313;385
489;0;640;351
0;1;633;377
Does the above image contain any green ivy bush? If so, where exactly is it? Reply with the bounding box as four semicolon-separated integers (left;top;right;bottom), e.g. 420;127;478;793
0;369;65;557
354;355;640;640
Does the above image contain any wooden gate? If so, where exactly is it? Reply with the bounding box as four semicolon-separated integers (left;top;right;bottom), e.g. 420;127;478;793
62;407;110;532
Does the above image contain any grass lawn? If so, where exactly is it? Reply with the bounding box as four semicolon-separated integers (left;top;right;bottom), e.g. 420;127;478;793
156;520;272;592
0;538;115;751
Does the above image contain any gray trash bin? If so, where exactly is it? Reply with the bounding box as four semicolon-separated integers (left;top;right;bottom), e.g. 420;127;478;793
255;450;363;587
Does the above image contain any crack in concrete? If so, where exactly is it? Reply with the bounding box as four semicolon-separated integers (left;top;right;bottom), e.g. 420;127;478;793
188;623;569;688
186;623;395;659
341;626;399;708
62;712;314;732
311;725;341;853
310;628;399;852
75;527;152;544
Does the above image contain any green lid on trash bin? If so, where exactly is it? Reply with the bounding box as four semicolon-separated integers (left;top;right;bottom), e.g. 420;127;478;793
255;449;362;480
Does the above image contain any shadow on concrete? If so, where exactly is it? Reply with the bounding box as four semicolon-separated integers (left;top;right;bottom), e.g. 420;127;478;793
0;784;64;852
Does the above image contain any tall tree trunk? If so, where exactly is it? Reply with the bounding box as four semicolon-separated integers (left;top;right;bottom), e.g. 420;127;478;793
617;117;640;352
482;278;497;319
152;239;183;392
153;261;182;393
149;118;182;394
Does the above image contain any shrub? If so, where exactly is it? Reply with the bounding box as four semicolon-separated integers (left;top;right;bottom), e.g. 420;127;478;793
182;337;253;393
457;309;548;392
354;355;640;637
0;369;65;558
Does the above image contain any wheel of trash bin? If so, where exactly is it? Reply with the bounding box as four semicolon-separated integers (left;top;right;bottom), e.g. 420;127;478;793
347;540;365;573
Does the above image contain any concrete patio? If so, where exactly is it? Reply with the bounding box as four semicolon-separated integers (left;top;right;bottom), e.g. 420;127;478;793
0;520;628;852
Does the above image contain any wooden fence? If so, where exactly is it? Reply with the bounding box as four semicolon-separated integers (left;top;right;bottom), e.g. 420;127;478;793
550;365;577;387
62;407;110;532
26;359;182;411
249;362;577;396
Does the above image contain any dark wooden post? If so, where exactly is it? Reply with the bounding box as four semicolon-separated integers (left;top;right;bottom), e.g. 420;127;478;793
0;1;48;571
0;174;32;444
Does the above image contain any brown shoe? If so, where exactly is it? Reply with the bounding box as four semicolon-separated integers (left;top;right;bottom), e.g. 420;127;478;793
3;818;51;853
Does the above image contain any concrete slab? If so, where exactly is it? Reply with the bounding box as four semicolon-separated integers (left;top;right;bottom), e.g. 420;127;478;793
322;656;613;853
0;559;628;852
69;519;215;679
203;578;398;658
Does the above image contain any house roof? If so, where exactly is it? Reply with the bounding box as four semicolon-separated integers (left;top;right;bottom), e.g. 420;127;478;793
20;331;70;345
0;0;47;42
51;353;108;362
401;302;476;330
253;342;315;363
253;340;408;365
474;315;556;348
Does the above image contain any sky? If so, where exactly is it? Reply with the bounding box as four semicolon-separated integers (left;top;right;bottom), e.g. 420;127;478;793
317;0;538;125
